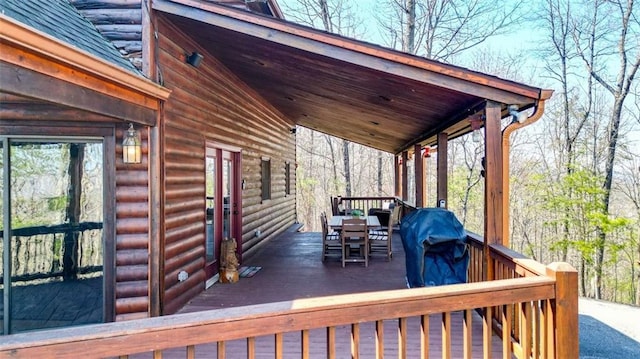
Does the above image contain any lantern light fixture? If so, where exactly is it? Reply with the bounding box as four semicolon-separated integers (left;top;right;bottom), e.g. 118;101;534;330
122;123;141;164
469;115;484;143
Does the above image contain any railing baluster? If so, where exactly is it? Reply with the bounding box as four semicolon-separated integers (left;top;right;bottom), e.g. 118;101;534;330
327;326;336;359
247;337;255;359
463;309;472;359
351;323;360;359
421;314;430;359
217;341;225;359
522;302;532;359
398;317;407;358
501;304;511;359
375;320;384;359
542;299;552;358
514;298;522;345
441;312;451;359
532;300;540;359
483;306;493;359
153;349;162;359
186;345;195;359
301;329;309;359
275;333;283;359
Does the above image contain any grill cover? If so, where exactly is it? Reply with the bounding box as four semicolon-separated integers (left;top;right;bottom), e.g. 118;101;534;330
400;208;469;287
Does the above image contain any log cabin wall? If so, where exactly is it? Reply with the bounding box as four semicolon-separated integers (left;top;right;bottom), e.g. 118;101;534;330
69;0;144;69
115;125;151;321
68;1;280;71
157;16;297;314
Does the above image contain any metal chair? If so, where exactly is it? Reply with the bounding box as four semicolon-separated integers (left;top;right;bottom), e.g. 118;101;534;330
340;218;368;267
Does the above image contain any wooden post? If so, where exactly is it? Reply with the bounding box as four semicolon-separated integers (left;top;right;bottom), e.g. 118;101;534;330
414;144;423;208
436;133;448;208
484;101;502;281
394;155;400;198
423;151;429;207
547;262;578;359
401;151;408;201
143;0;163;317
63;143;84;280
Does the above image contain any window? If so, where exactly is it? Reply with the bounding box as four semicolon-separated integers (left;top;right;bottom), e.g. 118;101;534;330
285;162;291;196
261;158;271;201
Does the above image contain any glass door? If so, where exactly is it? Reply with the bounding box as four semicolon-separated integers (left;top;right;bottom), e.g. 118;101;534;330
1;138;104;334
205;146;241;279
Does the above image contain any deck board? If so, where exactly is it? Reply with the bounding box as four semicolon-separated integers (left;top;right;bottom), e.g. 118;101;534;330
173;226;508;358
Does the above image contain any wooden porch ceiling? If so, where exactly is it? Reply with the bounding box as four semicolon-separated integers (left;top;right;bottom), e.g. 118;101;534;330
155;0;551;154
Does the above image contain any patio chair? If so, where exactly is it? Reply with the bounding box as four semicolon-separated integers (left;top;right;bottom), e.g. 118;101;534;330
330;196;341;215
341;218;368;267
369;210;393;261
321;212;341;262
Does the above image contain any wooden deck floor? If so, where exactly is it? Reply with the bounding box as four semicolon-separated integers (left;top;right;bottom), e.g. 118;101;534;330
173;225;507;358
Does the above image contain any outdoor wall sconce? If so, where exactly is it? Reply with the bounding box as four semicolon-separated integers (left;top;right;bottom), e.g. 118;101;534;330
186;51;204;67
290;127;297;134
469;115;484;143
122;123;141;164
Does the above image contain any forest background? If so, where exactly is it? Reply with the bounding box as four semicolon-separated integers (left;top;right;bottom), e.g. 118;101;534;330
280;0;640;306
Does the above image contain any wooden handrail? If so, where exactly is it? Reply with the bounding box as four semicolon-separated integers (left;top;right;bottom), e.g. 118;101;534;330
0;226;578;359
0;276;556;358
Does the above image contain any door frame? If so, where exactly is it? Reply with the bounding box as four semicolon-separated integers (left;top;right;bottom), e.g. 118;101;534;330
204;143;242;279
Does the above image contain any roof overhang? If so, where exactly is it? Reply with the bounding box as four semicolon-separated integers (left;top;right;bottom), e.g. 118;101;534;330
0;15;171;125
154;0;551;154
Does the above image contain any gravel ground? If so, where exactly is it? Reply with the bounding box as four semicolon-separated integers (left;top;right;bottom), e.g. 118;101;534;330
579;298;640;358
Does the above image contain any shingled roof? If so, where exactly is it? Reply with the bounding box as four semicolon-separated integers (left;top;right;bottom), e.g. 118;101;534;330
0;0;139;73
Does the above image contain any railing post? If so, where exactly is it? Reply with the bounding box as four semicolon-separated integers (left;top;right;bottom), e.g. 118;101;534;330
546;262;578;359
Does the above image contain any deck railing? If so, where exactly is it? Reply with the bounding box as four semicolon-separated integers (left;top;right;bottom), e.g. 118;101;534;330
0;234;577;359
330;196;399;216
0;222;103;282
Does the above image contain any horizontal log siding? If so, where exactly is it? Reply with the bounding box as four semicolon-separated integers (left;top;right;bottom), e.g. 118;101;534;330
69;0;143;69
115;126;150;320
158;16;296;314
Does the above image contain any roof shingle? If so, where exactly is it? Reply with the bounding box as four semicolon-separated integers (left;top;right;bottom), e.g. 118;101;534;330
0;0;139;73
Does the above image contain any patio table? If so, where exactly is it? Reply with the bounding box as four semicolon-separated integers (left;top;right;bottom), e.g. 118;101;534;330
328;215;380;229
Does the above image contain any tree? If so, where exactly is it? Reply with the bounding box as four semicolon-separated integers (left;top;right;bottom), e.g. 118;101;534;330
376;0;524;61
572;0;640;299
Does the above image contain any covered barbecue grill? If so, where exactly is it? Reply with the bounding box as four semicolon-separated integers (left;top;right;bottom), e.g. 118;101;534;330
400;208;469;288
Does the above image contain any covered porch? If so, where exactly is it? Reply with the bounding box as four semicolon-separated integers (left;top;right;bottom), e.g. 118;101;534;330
0;219;577;358
0;0;579;357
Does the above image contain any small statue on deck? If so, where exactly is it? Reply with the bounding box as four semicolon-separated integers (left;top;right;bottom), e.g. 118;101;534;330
220;237;239;283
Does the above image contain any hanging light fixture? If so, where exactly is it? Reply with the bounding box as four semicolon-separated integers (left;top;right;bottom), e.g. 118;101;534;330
122;123;141;164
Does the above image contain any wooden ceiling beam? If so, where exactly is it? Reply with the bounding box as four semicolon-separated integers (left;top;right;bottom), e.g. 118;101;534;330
0;101;118;122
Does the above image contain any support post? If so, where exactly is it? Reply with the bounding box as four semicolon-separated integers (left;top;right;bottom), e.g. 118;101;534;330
547;262;579;359
414;144;423;208
401;151;408;201
436;133;448;208
394;155;400;198
483;101;503;281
